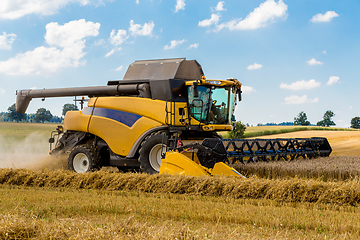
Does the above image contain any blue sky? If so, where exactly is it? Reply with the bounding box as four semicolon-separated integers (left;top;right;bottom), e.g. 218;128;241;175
0;0;359;127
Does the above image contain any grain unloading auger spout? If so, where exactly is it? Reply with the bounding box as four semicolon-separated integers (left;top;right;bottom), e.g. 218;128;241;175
15;84;151;114
159;137;331;177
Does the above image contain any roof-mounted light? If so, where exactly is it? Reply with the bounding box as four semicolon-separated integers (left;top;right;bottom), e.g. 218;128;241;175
206;80;221;85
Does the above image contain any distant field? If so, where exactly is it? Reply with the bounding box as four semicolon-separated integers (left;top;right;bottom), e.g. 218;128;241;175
245;125;356;133
0;122;58;139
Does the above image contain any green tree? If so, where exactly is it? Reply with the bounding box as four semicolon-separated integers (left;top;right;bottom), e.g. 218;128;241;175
228;121;246;139
7;103;27;122
34;108;53;123
294;111;310;126
62;103;78;116
351;117;360;129
317;110;335;127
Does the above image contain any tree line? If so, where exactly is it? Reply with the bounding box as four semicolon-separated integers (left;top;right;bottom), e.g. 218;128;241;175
294;110;360;129
1;103;78;123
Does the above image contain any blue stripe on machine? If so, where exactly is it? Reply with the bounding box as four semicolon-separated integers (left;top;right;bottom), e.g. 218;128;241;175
82;107;142;127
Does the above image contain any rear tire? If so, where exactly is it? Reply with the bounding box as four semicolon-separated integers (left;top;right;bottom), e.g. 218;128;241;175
139;132;168;174
68;144;99;173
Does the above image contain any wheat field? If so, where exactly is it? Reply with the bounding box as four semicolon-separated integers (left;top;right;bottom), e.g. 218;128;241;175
1;123;360;239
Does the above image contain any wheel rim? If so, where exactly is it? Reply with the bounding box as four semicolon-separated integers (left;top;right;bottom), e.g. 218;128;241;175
149;143;166;172
73;153;90;173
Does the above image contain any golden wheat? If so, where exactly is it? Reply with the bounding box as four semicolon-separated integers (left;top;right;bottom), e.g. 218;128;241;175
1;184;360;239
1;168;360;206
233;155;360;181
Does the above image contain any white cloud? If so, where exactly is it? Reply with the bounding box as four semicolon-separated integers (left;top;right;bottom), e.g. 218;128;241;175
105;47;121;57
242;85;256;94
280;79;321;90
214;1;226;11
129;20;155;36
247;63;262;70
188;43;199;49
0;0;105;20
93;39;105;46
311;11;339;23
284;95;318;105
323;50;326;54
0;88;5;94
198;13;220;27
215;0;287;31
105;49;115;57
307;58;323;66
174;0;185;13
114;65;123;71
0;32;17;50
327;76;339;86
45;19;99;48
0;19;100;75
164;39;186;50
136;0;139;4
109;29;128;46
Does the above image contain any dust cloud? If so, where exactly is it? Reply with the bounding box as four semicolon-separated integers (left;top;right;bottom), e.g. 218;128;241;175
0;133;67;170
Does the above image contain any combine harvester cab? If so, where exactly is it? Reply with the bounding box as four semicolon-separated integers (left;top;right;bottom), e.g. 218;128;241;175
15;58;331;177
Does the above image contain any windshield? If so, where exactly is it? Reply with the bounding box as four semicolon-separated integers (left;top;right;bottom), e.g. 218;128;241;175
188;85;236;124
188;86;211;122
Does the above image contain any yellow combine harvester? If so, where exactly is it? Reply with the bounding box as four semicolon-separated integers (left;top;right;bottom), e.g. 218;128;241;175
16;58;331;177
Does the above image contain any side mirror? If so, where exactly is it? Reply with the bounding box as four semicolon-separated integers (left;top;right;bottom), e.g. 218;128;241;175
237;89;242;102
192;82;199;98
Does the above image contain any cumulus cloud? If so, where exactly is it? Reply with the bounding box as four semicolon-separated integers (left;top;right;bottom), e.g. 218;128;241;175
0;0;105;20
174;0;185;12
0;32;17;50
0;19;100;75
327;76;339;85
136;0;139;4
284;95;318;104
214;1;226;11
188;43;199;49
280;79;321;90
198;13;220;27
129;20;155;36
215;0;287;31
109;29;128;46
247;63;262;70
242;85;256;94
307;58;323;66
164;39;186;50
106;20;154;57
311;11;339;23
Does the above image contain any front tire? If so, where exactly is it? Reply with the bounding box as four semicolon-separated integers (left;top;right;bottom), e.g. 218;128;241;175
68;144;99;173
139;132;168;174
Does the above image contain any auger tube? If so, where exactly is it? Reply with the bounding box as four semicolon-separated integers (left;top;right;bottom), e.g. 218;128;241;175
16;83;150;114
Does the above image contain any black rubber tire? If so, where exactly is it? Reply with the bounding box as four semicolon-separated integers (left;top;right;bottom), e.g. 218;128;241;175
139;132;168;174
68;144;99;173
